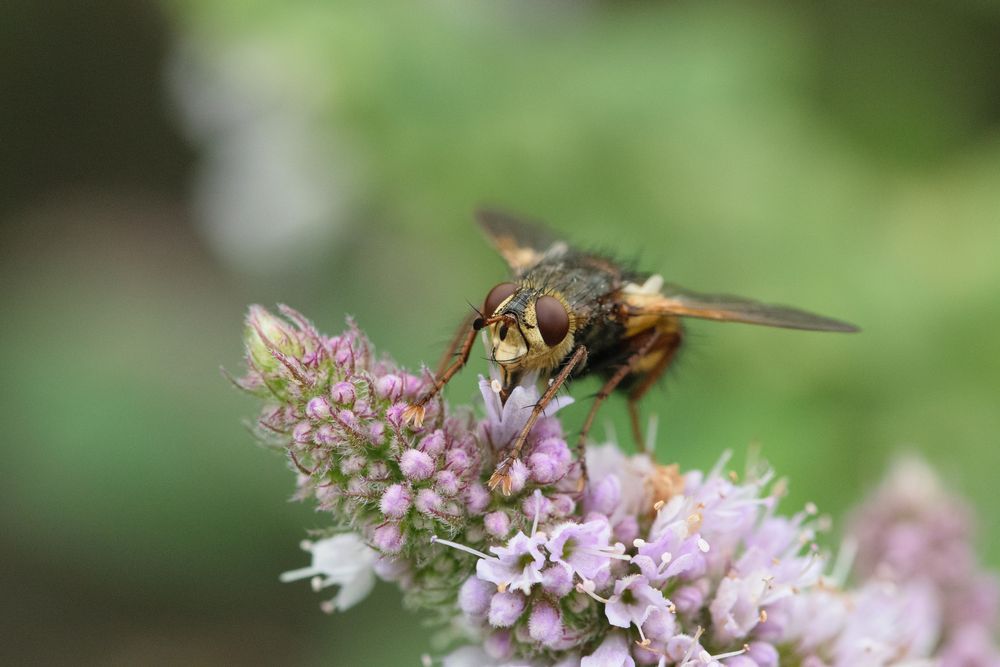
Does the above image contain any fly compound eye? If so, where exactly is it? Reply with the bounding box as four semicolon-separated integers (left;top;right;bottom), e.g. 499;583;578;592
484;282;517;316
535;295;569;346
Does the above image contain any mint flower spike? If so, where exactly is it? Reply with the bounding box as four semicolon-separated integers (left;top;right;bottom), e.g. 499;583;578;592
237;306;1000;666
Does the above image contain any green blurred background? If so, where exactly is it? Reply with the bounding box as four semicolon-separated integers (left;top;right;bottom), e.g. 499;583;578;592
3;0;999;663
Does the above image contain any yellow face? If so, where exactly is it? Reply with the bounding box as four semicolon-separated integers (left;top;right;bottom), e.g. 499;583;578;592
482;283;576;388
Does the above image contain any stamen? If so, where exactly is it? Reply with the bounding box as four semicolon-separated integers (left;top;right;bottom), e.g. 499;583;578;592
636;621;649;645
575;579;613;604
580;545;632;562
831;537;858;588
708;450;733;479
530;489;542;537
678;626;705;666
644;414;658;454
709;645;748;661
278;566;318;582
430;535;494;561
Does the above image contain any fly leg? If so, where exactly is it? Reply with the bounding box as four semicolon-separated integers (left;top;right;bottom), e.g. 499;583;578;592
625;330;682;453
488;345;588;495
574;330;665;488
403;319;478;427
436;312;476;378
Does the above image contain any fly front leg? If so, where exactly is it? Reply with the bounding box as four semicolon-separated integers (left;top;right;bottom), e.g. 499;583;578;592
488;345;588;495
403;321;478;427
435;312;477;378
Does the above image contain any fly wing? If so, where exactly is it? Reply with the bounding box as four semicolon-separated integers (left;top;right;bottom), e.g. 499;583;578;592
629;283;859;332
475;208;569;276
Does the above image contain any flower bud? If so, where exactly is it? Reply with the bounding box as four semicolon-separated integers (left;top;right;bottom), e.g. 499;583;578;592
464;484;489;514
485;511;510;538
721;657;758;667
341;455;365;475
541;565;573;597
484;631;513;660
330;381;356;406
613;515;640;544
549;493;576;517
746;642;779;667
528;602;562;646
375;374;403;400
415;488;442;515
521;494;551;523
400;449;434;481
244;305;303;373
306;396;331;420
505;459;529;495
313;424;336;446
373;523;403;553
292;421;312;444
672;584;705;615
458;576;494;616
435;469;460;496
380;484;412;518
419;430;446;458
402;373;428;398
337;409;359;430
488;591;526;628
445;448;471;472
587;475;621;516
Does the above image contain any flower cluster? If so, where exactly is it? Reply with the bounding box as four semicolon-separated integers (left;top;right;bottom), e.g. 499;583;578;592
236;306;999;666
848;456;1000;666
238;305;580;616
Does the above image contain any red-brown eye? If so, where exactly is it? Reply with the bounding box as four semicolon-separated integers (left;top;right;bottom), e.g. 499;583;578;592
484;282;517;316
535;295;569;346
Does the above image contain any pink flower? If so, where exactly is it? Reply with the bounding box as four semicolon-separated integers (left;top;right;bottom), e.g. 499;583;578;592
547;519;615;580
476;531;547;594
604;574;671;632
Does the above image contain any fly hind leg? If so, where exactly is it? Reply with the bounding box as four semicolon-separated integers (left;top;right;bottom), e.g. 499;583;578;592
574;329;671;486
626;329;682;454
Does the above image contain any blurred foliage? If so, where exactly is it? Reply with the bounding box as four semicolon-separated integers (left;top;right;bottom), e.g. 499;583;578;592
3;0;1000;663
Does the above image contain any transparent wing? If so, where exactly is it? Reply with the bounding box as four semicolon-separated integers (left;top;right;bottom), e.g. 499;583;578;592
630;284;859;332
475;208;568;276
